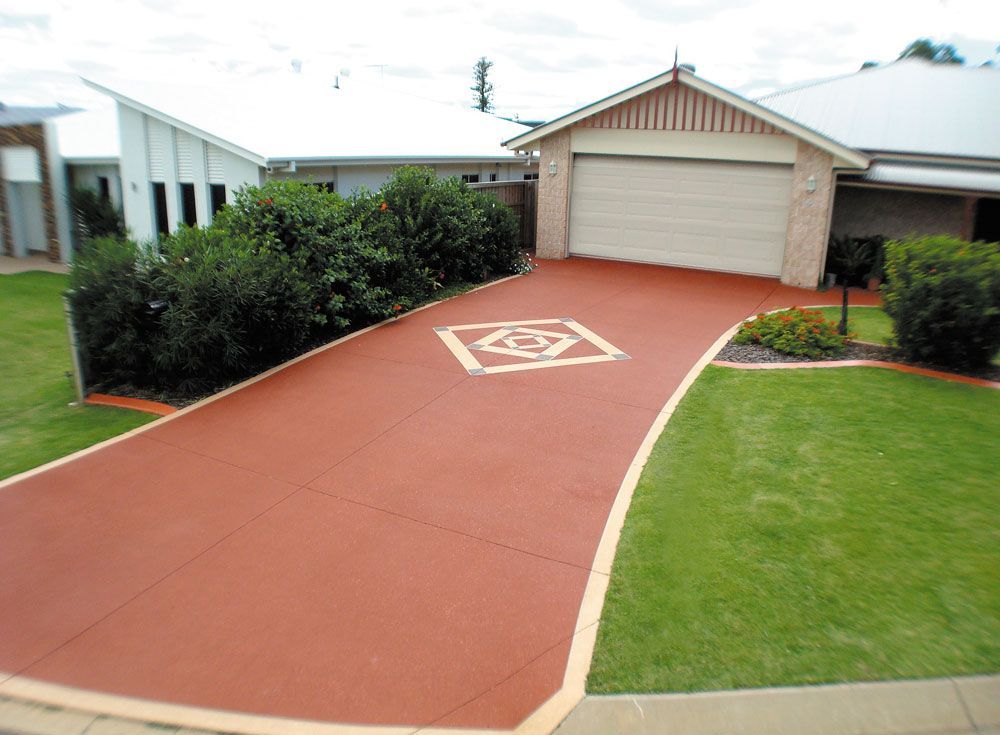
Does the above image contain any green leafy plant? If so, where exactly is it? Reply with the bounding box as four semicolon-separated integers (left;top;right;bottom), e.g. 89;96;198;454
826;234;878;334
733;308;849;358
69;187;125;243
881;235;1000;369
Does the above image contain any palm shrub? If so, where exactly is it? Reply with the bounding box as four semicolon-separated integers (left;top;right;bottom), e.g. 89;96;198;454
826;234;877;334
69;187;125;242
882;235;1000;369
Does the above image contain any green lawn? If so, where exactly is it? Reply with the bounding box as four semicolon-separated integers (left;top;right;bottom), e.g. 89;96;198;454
589;365;999;694
815;305;893;345
0;272;154;480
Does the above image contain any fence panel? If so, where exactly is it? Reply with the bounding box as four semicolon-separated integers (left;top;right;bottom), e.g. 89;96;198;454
468;180;537;249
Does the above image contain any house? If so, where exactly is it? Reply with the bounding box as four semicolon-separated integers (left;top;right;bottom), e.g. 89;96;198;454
56;106;124;215
757;59;1000;245
0;104;77;262
505;60;999;288
84;73;538;242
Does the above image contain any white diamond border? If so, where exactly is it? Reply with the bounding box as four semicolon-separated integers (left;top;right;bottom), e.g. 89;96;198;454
434;317;630;376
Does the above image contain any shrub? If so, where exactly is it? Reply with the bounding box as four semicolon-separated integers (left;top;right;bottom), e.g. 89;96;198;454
69;187;125;243
145;227;317;392
213;180;395;331
68;237;155;385
881;235;1000;368
734;308;848;358
472;190;523;275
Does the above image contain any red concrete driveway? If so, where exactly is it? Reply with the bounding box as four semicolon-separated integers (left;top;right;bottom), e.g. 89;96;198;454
0;259;868;729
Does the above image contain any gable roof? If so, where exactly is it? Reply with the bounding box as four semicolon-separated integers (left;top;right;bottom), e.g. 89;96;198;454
756;59;1000;161
504;67;869;169
84;72;532;167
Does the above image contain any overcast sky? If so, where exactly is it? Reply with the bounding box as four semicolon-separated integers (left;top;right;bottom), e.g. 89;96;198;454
1;0;997;121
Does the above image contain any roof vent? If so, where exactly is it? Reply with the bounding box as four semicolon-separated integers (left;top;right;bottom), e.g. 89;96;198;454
679;63;696;73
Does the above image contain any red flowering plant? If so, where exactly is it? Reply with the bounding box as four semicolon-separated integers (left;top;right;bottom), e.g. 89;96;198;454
733;307;849;358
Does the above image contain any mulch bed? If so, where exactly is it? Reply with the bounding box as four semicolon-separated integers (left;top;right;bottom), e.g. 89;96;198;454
715;340;1000;382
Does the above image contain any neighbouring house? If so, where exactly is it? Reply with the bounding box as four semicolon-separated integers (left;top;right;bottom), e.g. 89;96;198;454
0;102;124;264
56;106;124;216
84;73;538;242
505;59;999;288
0;104;77;262
757;59;1000;246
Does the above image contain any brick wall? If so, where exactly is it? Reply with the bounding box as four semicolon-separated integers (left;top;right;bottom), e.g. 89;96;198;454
780;141;834;288
0;123;61;260
830;186;966;240
535;128;571;259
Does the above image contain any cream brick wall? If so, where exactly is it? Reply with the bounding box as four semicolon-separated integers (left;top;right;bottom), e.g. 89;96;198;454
535;128;571;259
780;141;834;288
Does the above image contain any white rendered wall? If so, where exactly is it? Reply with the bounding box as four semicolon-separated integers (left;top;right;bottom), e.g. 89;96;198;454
117;103;155;241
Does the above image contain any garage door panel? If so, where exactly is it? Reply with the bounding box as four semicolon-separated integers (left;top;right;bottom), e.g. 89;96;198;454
569;154;790;276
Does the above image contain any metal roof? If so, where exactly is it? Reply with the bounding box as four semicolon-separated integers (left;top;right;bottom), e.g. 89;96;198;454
847;161;1000;195
84;72;532;165
756;59;1000;161
0;104;78;128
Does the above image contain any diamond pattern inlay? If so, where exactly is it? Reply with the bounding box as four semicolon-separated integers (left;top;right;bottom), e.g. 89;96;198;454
434;318;630;375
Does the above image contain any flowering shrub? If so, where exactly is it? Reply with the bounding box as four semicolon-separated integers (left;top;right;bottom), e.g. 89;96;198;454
882;235;1000;368
733;308;848;358
69;169;528;394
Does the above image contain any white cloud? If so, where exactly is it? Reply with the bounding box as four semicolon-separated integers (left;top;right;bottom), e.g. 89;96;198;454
0;0;997;120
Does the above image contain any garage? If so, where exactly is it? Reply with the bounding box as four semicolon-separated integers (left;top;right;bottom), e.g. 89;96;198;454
568;155;793;276
503;65;870;287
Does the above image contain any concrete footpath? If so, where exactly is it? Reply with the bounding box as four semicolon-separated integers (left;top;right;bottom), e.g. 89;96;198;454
555;675;1000;735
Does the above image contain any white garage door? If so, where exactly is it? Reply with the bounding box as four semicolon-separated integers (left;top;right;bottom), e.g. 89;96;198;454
569;154;793;276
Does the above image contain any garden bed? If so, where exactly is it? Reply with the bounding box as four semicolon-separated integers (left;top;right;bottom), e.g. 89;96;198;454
715;338;1000;382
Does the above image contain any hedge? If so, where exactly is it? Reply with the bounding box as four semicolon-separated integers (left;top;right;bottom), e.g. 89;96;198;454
69;168;529;394
881;235;1000;369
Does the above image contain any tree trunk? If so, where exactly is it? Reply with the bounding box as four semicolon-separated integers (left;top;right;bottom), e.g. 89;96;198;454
838;284;849;336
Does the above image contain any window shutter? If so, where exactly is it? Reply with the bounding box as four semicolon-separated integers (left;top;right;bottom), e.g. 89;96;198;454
0;146;41;182
175;131;194;182
206;143;225;183
146;121;167;182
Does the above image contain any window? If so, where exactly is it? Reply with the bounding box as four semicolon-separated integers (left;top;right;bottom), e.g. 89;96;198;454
151;182;169;236
523;173;539;181
210;184;227;214
461;174;480;183
97;176;110;201
489;173;498;182
179;183;197;227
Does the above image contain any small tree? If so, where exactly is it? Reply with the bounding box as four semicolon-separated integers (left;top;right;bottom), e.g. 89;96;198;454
471;56;494;113
826;235;876;335
898;38;965;64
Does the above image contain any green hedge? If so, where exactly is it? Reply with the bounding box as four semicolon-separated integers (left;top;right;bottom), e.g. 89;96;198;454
882;235;1000;369
69;168;528;393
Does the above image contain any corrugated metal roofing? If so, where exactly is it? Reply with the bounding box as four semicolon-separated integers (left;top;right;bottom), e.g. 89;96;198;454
0;105;77;128
851;162;1000;194
756;59;1000;160
84;72;531;164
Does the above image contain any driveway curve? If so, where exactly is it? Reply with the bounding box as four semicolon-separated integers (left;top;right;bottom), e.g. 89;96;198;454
0;259;875;730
